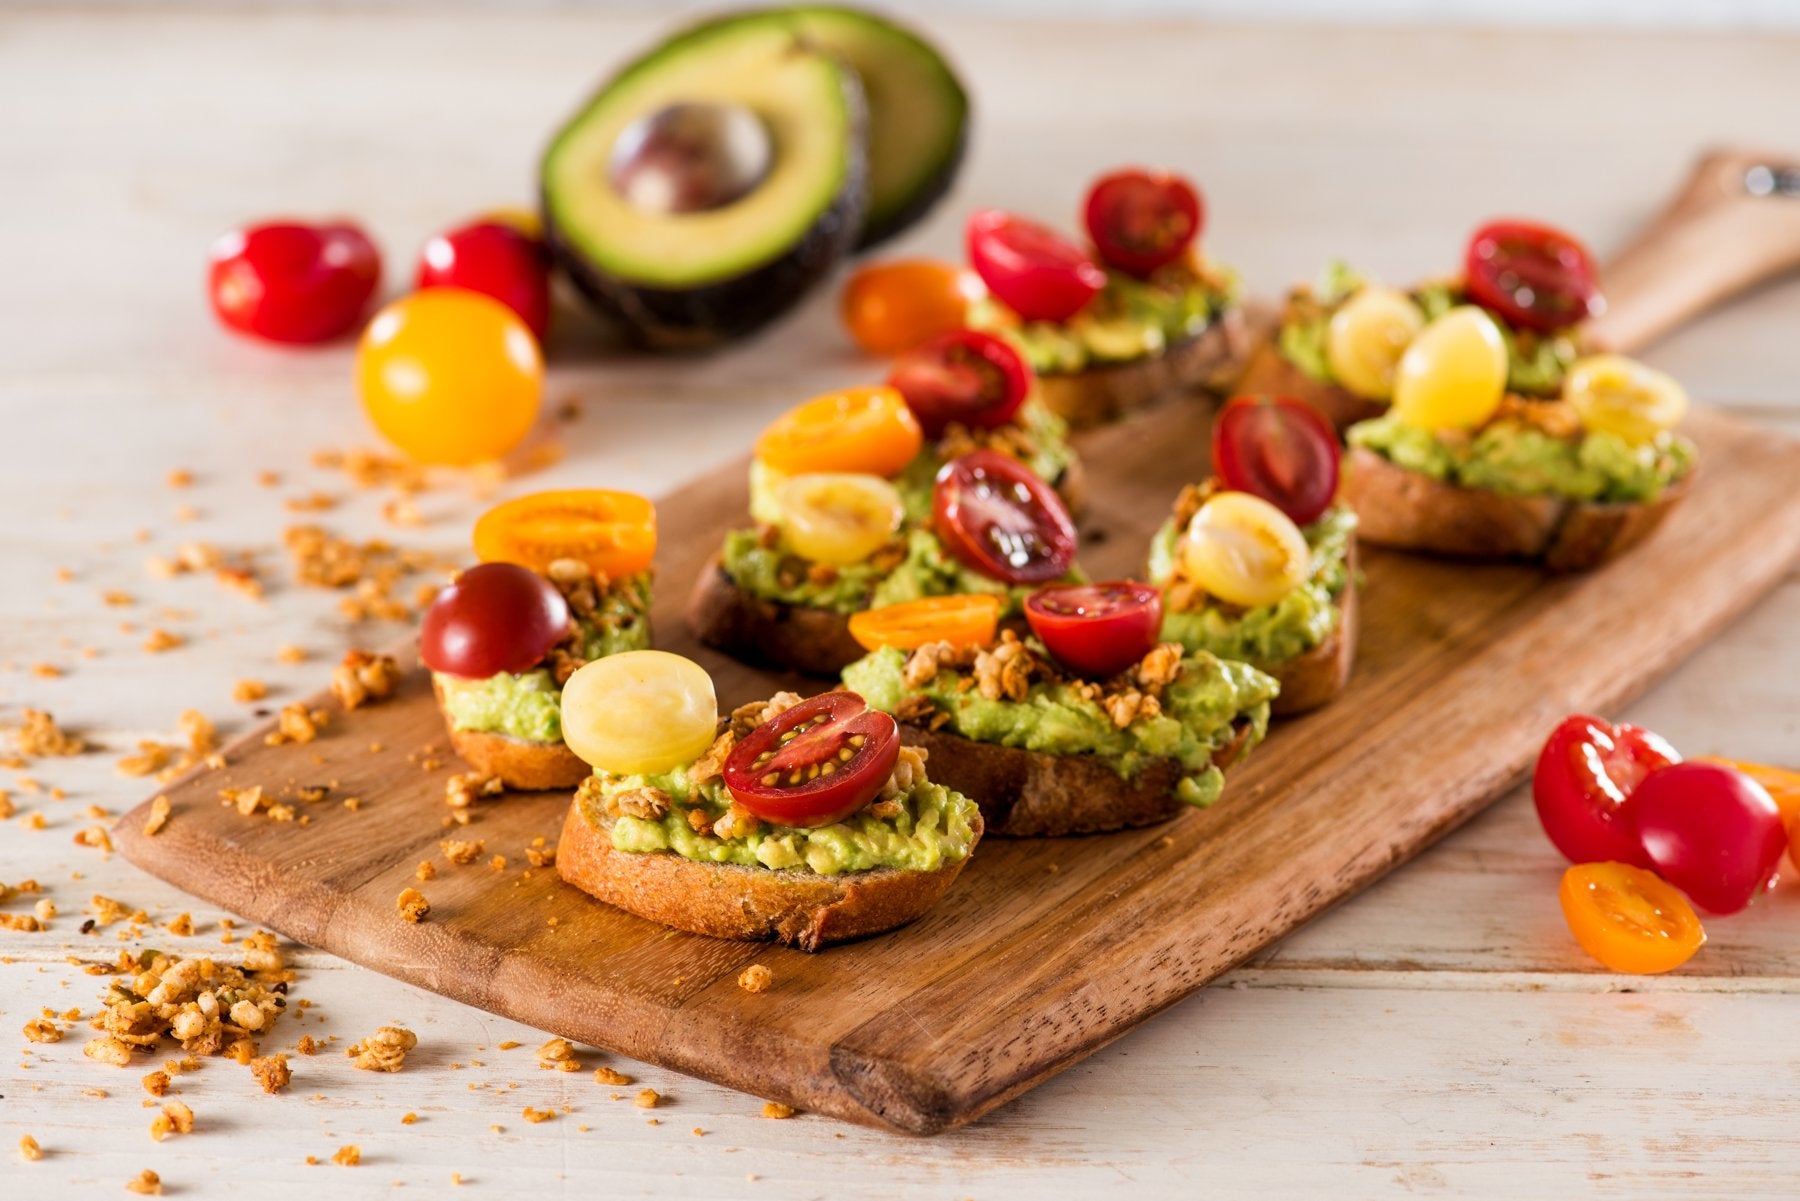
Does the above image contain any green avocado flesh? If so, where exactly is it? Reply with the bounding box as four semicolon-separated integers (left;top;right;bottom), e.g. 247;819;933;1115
1147;504;1356;665
969;264;1238;375
585;764;980;876
844;645;1276;808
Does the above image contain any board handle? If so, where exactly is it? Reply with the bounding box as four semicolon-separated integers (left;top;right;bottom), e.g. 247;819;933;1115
1583;147;1800;354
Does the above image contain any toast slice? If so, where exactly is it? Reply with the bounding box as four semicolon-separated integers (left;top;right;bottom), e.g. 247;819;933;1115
1342;446;1693;572
1265;556;1358;717
556;795;982;951
1036;308;1250;429
430;676;589;791
685;557;868;677
1234;340;1386;435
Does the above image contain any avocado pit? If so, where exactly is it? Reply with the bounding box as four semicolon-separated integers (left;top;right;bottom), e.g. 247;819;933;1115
607;101;774;215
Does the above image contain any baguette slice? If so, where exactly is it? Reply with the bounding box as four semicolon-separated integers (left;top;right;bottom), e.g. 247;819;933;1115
896;717;1256;837
556;798;982;951
1036;308;1250;430
1265;554;1358;717
685;557;867;677
431;676;589;791
1234;340;1385;435
1342;446;1692;572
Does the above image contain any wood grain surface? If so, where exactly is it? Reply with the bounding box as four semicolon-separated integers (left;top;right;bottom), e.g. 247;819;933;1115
113;400;1800;1134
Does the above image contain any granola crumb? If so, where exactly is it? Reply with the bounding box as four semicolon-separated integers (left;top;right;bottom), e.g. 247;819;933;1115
331;650;402;710
142;1070;171;1097
166;469;194;489
165;912;193;937
276;644;307;664
395;888;429;923
445;772;503;810
143;795;172;837
251;1053;291;1094
74;826;114;853
737;964;773;993
349;1026;417;1072
233;678;269;703
18;1134;42;1161
415;861;436;882
400;1112;418;1125
536;1037;578;1072
23;1017;62;1043
450;1172;463;1185
126;1168;162;1195
761;1101;797;1119
522;1106;556;1124
13;708;86;757
142;628;183;654
593;1066;631;1086
634;1088;660;1109
331;1145;361;1167
264;703;328;746
295;1035;321;1056
439;839;483;866
496;1040;521;1050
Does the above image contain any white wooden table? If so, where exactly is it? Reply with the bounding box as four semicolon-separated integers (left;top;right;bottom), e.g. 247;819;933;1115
4;9;1798;1198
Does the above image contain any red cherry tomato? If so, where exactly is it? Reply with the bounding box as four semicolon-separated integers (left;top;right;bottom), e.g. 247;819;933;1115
208;220;381;344
966;209;1105;323
1082;169;1204;277
722;692;901;828
933;450;1078;585
419;562;570;679
1532;715;1680;867
416;218;552;342
1025;582;1163;679
887;330;1032;439
1463;219;1601;334
1629;762;1785;915
1212;396;1342;526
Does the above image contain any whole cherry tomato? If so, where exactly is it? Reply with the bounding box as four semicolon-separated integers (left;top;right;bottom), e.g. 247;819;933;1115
419;562;569;679
933;450;1078;584
1629;761;1784;915
847;595;1002;653
887;330;1032;439
841;260;979;356
417;217;552;342
1464;219;1601;334
473;489;656;578
1559;862;1705;975
208;220;381;344
1212;396;1341;526
1532;715;1679;867
966;209;1105;323
1025;582;1163;679
1082;169;1204;277
722;692;900;828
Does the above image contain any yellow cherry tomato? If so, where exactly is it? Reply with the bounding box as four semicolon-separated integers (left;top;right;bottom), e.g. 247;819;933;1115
1326;286;1426;401
754;386;923;478
777;473;904;565
358;288;542;466
1559;862;1705;975
1391;305;1508;432
560;651;717;777
1564;354;1688;444
1179;491;1310;609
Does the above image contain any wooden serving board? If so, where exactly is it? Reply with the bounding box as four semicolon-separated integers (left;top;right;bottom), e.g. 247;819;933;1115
115;399;1800;1135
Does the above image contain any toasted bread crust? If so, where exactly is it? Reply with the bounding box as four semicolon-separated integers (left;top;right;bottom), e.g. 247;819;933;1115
1342;446;1692;572
555;799;981;951
1266;551;1359;716
685;559;867;677
1035;308;1250;429
431;677;589;791
1234;340;1386;435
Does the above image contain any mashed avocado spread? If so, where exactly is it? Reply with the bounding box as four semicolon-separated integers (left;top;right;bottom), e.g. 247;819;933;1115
843;645;1276;808
585;763;980;876
1147;504;1356;664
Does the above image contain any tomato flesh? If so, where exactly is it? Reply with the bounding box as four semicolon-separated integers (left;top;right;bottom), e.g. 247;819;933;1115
755;386;923;478
417;217;551;342
723;692;900;828
841;260;977;356
1559;862;1705;975
1629;761;1784;915
473;489;655;578
1082;169;1203;277
1532;714;1679;867
933;450;1078;585
419;562;569;678
966;209;1105;323
1212;396;1341;526
887;330;1031;439
1463;219;1601;334
1025;582;1162;679
208;220;381;344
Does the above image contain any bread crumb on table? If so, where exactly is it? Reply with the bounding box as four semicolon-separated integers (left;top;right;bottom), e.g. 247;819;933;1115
233;678;268;703
142;1070;171;1097
395;889;430;923
522;1106;556;1123
125;1168;162;1194
738;964;773;993
761;1101;797;1120
331;650;402;710
401;1112;418;1125
593;1066;631;1086
634;1088;660;1109
536;1037;578;1072
251;1053;291;1094
331;1145;360;1167
349;1026;417;1072
18;1133;42;1161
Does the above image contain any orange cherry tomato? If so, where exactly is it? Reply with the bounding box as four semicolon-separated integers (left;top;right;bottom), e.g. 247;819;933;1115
840;260;979;356
754;386;923;478
473;489;656;577
847;594;1002;653
1699;757;1800;868
1559;862;1706;975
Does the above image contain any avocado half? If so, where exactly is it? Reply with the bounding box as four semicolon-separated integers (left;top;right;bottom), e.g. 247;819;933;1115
541;15;870;350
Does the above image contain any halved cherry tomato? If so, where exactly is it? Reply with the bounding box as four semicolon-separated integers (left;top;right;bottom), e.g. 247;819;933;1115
1326;286;1426;401
1179;491;1310;609
722;692;900;828
473;489;656;578
419;562;570;679
417;217;552;342
966;209;1105;323
933;450;1078;585
847;595;1003;653
1629;761;1783;915
1559;862;1705;975
754;386;923;478
841;260;979;356
1532;715;1679;867
1563;354;1688;445
1212;396;1341;526
887;330;1032;438
1464;219;1601;334
1025;582;1162;679
208;220;381;344
560;651;718;777
776;473;904;565
1082;169;1204;277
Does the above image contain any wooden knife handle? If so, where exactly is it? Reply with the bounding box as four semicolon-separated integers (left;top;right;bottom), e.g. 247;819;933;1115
1584;147;1800;354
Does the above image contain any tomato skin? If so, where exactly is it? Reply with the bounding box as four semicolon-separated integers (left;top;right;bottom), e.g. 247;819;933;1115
472;489;656;578
1212;396;1341;526
755;386;923;478
419;562;569;679
723;692;900;828
933;450;1078;585
887;330;1032;439
1559;862;1705;975
966;209;1105;323
1025;582;1162;679
1532;715;1679;867
848;595;1002;653
1082;169;1204;277
841;260;978;356
208;220;381;344
1629;762;1784;915
417;218;551;342
1464;219;1601;334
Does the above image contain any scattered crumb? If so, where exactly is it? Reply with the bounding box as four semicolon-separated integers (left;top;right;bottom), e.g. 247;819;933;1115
12;708;86;757
276;644;307;664
395;888;429;923
74;826;114;853
143;795;172;837
593;1066;631;1087
415;861;436;882
761;1101;797;1119
445;772;503;810
331;650;402;710
264;703;328;746
332;1145;360;1167
166;469;194;489
142;1070;171;1097
738;964;773;993
149;1100;195;1141
251;1053;291;1094
126;1168;162;1195
522;1106;556;1124
634;1089;660;1109
233;678;269;703
496;1040;521;1050
23;1018;62;1043
349;1026;417;1072
18;1133;42;1161
439;839;484;866
536;1038;578;1072
142;628;183;654
401;1112;418;1125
